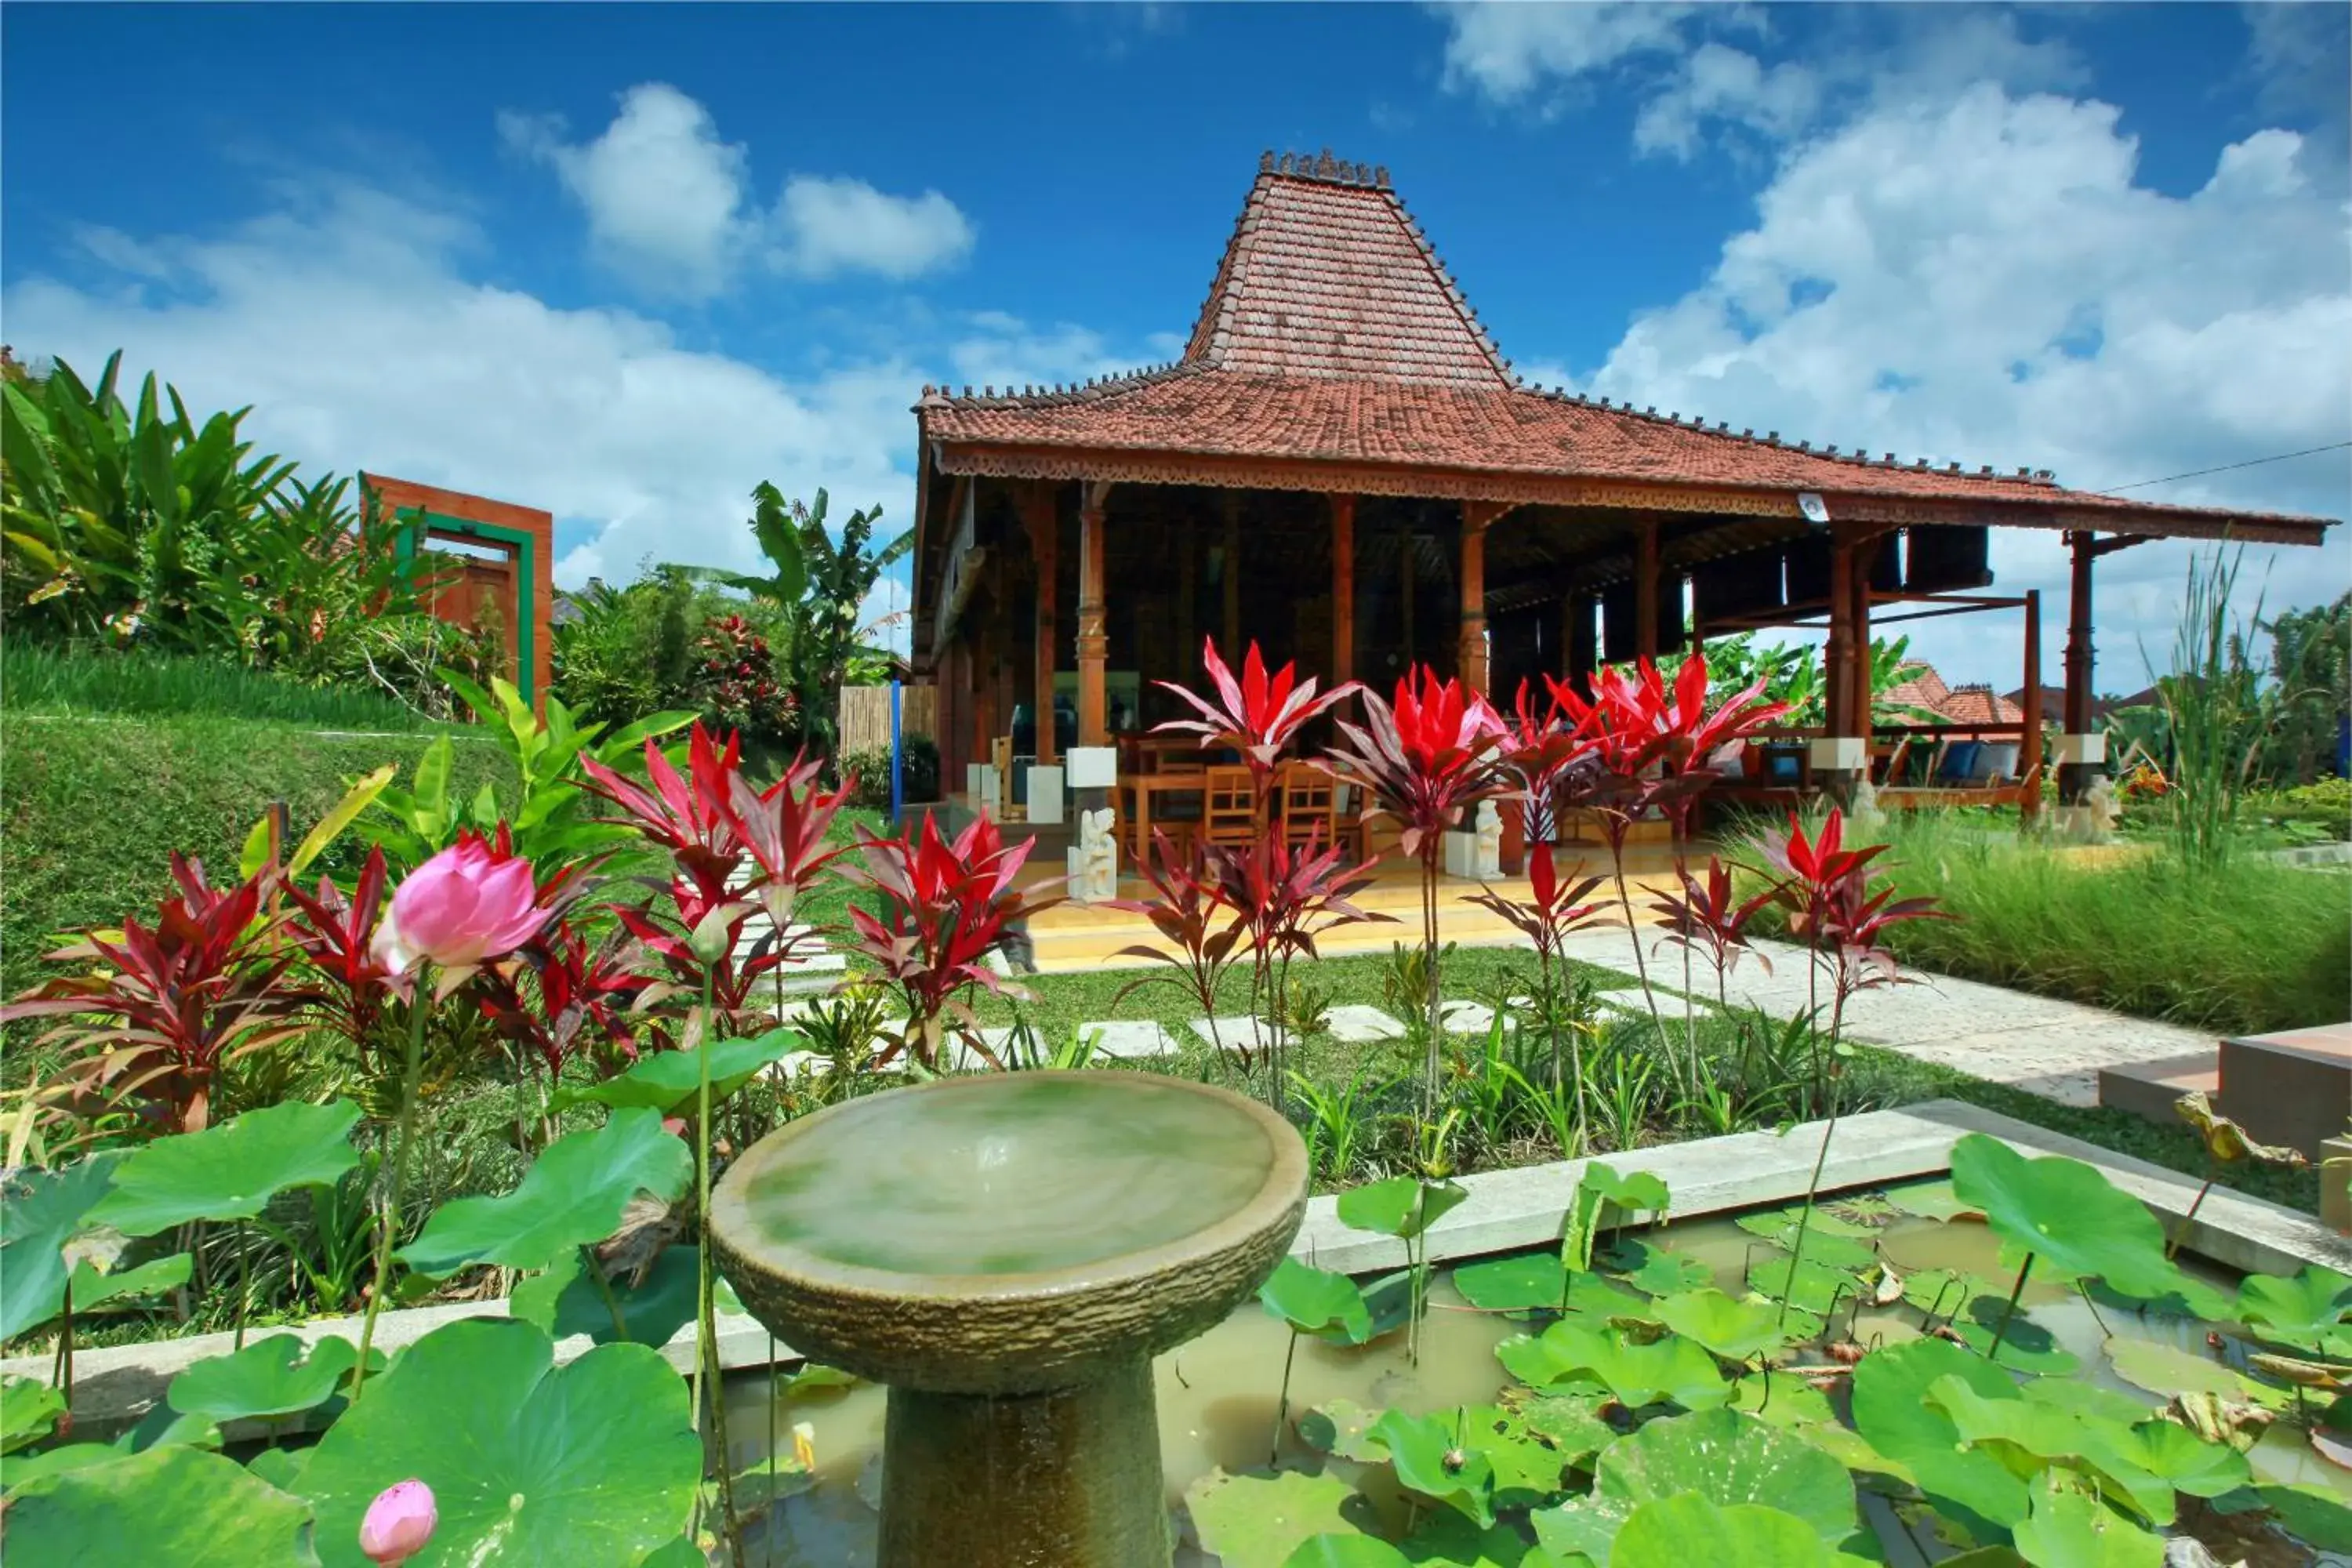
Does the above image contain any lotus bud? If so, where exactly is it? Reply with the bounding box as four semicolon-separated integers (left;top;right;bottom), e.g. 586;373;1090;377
688;902;741;967
360;1478;437;1566
384;833;545;972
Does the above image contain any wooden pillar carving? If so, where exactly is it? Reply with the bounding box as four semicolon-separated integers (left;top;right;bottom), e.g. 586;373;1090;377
1021;486;1058;764
2060;532;2096;804
1330;494;1355;688
1635;517;1661;662
2021;588;2044;824
1221;491;1241;654
1078;481;1112;746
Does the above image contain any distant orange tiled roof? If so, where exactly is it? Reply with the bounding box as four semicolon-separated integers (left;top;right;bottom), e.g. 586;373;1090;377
917;151;2331;543
1886;666;2024;725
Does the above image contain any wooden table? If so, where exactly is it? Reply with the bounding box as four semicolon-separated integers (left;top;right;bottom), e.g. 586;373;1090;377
1116;770;1207;856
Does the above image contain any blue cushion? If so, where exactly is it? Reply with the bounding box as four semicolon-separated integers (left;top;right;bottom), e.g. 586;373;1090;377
1937;741;1982;782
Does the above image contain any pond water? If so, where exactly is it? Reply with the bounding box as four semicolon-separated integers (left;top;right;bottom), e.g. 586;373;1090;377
720;1196;2350;1566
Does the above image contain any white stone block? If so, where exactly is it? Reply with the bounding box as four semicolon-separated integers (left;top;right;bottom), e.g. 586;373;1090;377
1065;745;1119;789
1442;829;1481;880
1025;764;1065;826
1325;1004;1405;1044
2054;732;2106;765
1808;737;1866;772
974;763;1001;816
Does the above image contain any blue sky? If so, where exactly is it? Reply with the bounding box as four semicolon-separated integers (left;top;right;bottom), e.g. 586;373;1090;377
5;2;2347;686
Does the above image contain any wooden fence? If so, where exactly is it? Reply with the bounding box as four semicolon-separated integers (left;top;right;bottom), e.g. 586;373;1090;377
837;684;935;756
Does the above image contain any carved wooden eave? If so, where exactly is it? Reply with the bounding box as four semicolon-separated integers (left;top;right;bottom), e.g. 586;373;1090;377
927;438;2333;548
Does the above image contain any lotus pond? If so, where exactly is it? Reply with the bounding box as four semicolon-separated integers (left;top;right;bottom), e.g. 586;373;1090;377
723;1135;2352;1568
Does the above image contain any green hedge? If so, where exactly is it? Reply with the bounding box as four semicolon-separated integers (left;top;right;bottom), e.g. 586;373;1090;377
1;712;506;1007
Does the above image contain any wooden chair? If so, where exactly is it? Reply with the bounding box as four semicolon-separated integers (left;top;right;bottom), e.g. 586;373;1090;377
1202;766;1255;849
1276;764;1337;856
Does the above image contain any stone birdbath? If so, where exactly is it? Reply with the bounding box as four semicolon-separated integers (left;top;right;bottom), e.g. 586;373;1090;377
710;1069;1308;1568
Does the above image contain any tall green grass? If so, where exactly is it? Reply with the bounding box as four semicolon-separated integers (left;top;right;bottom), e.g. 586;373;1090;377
4;642;446;731
1747;809;2349;1036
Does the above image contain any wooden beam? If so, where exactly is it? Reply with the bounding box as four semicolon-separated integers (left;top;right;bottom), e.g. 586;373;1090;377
1330;494;1356;690
1078;481;1112;746
1021;485;1058;765
1221;491;1241;654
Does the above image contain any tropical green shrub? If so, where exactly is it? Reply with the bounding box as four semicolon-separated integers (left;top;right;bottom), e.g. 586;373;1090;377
4;641;443;731
2249;775;2352;840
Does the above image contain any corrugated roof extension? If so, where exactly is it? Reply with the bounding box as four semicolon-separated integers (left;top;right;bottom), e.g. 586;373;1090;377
916;151;2331;543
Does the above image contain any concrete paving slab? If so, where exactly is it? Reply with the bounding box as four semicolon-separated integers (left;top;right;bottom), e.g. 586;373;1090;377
1324;1004;1405;1044
1080;1020;1181;1059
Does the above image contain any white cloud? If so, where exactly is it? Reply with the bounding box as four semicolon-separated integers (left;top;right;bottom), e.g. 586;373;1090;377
504;83;973;296
1436;2;1711;105
1633;42;1819;160
772;175;973;281
1577;83;2351;688
500;83;754;300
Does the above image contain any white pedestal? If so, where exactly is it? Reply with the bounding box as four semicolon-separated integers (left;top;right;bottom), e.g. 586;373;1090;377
1442;830;1479;880
1025;765;1065;826
973;764;1001;818
1066;746;1118;790
1808;737;1866;772
2055;733;2107;766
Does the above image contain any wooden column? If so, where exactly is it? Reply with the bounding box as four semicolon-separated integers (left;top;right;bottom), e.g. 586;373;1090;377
1022;487;1058;765
1077;481;1112;746
2060;532;2096;804
1635;517;1662;662
1823;534;1857;738
1330;494;1355;688
1851;535;1878;735
2020;588;2044;824
1220;492;1242;654
1176;510;1197;676
1458;514;1488;693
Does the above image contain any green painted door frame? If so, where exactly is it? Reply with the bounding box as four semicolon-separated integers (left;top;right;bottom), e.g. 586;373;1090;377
392;510;541;704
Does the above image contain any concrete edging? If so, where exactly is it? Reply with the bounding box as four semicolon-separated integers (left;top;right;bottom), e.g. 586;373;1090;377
12;1098;2344;1443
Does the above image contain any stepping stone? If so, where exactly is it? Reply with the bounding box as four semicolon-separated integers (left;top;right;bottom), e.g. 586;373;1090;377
1189;1016;1272;1053
1441;1000;1506;1034
1325;1005;1405;1044
1079;1021;1180;1060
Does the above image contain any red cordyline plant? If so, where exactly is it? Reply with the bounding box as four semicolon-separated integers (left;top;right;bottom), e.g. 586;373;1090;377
3;854;310;1137
845;812;1061;1072
1156;635;1356;822
1219;827;1391;1102
280;844;405;1059
1323;665;1509;1116
1108;829;1248;1064
1465;842;1613;1147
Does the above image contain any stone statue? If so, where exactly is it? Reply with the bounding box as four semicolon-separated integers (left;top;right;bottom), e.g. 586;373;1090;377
1069;808;1119;903
2062;775;2120;844
1850;776;1884;826
1473;800;1503;879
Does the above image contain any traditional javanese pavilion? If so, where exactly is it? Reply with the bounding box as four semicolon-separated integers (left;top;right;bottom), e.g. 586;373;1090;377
907;150;2333;837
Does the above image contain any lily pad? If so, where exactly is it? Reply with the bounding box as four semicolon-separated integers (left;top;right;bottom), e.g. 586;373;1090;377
1284;1537;1412;1568
0;1151;125;1341
67;1250;193;1312
2;1376;64;1454
1946;1135;2173;1299
2235;1265;2352;1348
2018;1381;2150;1429
167;1334;358;1425
1946;1298;2082;1376
1399;1510;1534;1566
2;1443;317;1567
2009;1472;2161;1568
1530;1406;1860;1568
296;1317;699;1566
1882;1179;1982;1221
1297;1398;1385;1462
511;1244;704;1350
2123;1417;2251;1499
1186;1467;1370;1568
548;1029;798;1117
1728;1374;1836;1429
1505;1391;1617;1465
2256;1483;2352;1552
87;1101;363;1237
1496;1320;1730;1410
1599;1238;1712;1295
397;1107;691;1278
1262;1258;1372;1343
1651;1289;1790;1363
1746;1253;1857;1318
2102;1338;2253;1402
246;1446;310;1493
1581;1163;1671;1220
1368;1408;1495;1526
1336;1176;1468;1241
1451;1255;1649;1319
1922;1374;2172;1526
1584;1490;1837;1568
1850;1337;2031;1537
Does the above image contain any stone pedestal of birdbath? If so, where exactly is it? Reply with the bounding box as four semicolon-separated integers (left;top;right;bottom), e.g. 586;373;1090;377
710;1071;1308;1568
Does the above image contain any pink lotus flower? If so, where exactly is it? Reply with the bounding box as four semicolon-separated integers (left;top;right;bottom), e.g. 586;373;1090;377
373;829;546;975
360;1478;437;1566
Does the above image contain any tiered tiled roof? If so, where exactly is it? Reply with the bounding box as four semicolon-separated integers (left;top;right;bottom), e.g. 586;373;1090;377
1886;667;2026;726
917;151;2330;543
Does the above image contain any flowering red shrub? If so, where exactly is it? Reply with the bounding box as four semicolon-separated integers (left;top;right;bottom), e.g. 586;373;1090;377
691;613;800;744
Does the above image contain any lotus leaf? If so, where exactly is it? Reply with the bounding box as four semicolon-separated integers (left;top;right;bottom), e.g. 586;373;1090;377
1947;1298;2082;1376
1598;1238;1711;1295
1729;1374;1836;1428
1396;1509;1534;1566
1454;1403;1569;1505
2256;1483;2352;1552
1529;1406;1859;1568
0;1151;124;1341
511;1244;707;1350
87;1101;363;1238
2236;1265;2352;1346
2009;1473;2161;1568
1367;1408;1497;1526
1607;1493;1836;1568
397;1107;691;1278
1;1376;64;1454
1496;1321;1729;1410
246;1446;309;1493
1336;1176;1468;1240
548;1029;798;1117
1882;1179;1983;1221
167;1334;358;1425
2017;1381;2149;1428
1284;1537;1413;1568
2122;1417;2250;1499
1298;1398;1385;1461
1451;1255;1649;1319
1651;1288;1791;1363
67;1250;193;1312
2;1443;317;1567
1262;1257;1373;1342
1504;1391;1617;1466
296;1317;698;1566
1580;1163;1671;1219
1922;1374;2172;1525
1745;1251;1854;1319
1903;1267;1998;1318
1946;1135;2172;1298
1850;1337;2031;1537
2101;1338;2254;1402
1186;1466;1369;1568
1348;1269;1414;1344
